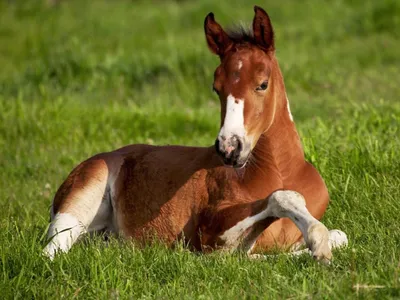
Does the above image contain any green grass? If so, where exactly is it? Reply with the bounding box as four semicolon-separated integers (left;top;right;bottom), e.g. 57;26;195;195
1;0;399;298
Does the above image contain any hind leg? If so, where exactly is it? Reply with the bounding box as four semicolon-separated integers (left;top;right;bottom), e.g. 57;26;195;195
43;213;86;259
43;158;112;259
43;195;114;259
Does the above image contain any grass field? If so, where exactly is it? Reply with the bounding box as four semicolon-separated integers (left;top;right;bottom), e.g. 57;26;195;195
1;0;399;298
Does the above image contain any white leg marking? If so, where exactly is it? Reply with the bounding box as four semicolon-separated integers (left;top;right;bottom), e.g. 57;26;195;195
43;213;85;260
286;97;293;121
87;194;114;232
219;190;334;262
220;212;265;250
237;60;243;70
266;191;332;262
43;166;112;259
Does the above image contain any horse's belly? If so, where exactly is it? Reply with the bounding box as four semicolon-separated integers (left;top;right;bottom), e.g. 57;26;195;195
113;164;208;246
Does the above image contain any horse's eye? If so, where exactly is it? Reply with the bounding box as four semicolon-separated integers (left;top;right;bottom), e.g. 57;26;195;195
256;81;268;91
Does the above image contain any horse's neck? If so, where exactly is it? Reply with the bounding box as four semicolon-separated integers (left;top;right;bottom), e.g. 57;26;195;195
243;91;305;197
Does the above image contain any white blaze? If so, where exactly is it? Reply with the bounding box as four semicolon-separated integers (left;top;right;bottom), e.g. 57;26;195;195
234;61;242;84
219;94;245;138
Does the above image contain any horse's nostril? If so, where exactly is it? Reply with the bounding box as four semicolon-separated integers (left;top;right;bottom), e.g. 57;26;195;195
231;135;242;152
230;136;243;161
215;135;245;166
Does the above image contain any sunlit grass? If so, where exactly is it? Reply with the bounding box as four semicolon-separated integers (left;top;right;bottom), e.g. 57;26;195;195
0;0;399;298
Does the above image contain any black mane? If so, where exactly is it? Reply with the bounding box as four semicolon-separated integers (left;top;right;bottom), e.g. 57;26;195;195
226;24;255;44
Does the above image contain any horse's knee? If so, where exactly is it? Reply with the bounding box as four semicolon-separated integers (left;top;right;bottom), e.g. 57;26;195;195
268;190;306;214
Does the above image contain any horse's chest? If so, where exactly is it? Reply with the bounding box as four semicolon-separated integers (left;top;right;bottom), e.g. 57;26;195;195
198;171;282;250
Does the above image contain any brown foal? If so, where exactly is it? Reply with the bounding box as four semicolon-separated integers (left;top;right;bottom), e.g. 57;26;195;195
43;6;347;262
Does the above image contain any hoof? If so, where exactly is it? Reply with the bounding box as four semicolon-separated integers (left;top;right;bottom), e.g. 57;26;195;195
42;243;57;261
248;253;268;260
307;223;332;263
329;229;348;249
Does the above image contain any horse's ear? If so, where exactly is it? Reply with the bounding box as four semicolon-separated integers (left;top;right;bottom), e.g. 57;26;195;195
252;6;274;51
204;13;233;57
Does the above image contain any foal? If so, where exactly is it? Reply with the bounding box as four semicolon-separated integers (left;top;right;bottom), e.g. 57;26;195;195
43;6;347;262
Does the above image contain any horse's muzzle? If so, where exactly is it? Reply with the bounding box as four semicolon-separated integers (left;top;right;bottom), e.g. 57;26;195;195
215;135;246;168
